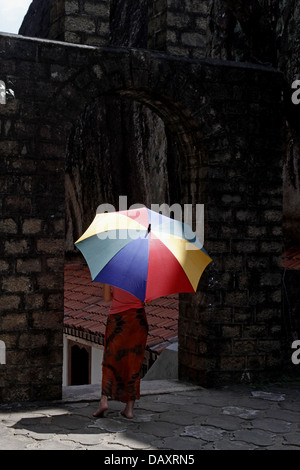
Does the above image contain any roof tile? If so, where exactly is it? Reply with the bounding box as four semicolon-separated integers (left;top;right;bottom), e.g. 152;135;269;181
282;246;300;269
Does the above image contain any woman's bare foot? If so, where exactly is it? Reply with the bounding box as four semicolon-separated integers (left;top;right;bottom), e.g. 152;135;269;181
120;400;135;419
93;395;108;417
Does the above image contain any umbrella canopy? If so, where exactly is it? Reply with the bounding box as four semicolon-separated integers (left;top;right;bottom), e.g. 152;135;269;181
75;207;212;302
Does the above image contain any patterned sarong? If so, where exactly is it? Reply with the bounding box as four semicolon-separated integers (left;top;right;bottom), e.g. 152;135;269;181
101;308;148;403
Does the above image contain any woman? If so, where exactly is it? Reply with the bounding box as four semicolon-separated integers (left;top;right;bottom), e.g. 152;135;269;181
93;284;148;419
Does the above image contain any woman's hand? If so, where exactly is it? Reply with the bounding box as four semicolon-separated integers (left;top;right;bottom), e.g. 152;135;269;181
103;284;112;302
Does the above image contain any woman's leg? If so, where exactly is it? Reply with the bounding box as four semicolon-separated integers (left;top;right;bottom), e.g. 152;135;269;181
93;394;109;417
121;399;135;419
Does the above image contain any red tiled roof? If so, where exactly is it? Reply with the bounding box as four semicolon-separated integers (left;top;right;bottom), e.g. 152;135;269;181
64;264;178;355
282;247;300;270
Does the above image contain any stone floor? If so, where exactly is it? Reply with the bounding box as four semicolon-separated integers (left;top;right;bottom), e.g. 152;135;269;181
0;379;300;451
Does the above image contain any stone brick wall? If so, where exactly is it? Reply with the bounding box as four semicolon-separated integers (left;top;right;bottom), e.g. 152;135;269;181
0;44;66;400
50;0;110;45
0;28;284;400
178;62;284;386
148;0;210;57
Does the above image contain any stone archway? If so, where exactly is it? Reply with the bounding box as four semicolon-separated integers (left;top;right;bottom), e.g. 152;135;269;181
0;33;284;402
65;95;175;252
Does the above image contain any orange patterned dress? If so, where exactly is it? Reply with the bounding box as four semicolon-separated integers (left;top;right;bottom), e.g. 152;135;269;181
101;288;148;403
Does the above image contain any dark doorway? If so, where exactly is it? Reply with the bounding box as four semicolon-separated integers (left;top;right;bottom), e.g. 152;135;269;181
69;342;91;385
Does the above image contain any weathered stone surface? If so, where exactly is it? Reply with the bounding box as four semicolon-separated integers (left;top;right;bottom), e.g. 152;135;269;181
0;380;299;450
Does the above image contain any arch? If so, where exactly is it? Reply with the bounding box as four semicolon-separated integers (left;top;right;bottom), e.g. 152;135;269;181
48;48;211;255
46;48;210;221
50;50;210;387
45;47;208;165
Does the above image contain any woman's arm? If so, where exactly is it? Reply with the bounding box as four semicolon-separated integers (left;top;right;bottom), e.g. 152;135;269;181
103;284;112;302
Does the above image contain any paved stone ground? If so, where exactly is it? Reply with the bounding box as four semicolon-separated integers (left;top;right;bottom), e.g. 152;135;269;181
0;380;299;451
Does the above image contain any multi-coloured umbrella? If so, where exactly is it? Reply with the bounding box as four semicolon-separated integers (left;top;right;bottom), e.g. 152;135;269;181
74;207;212;302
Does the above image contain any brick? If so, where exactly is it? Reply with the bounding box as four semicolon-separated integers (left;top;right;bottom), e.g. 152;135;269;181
2;276;31;293
243;325;268;338
4;350;29;366
233;340;256;354
249;290;266;305
237;274;251;290
0;141;19;155
37;239;64;254
84;1;109;16
65;16;96;33
46;257;64;272
16;258;41;273
0;260;10;272
167;11;189;28
53;218;65;233
10;158;36;172
257;308;280;321
1;385;32;403
95;21;110;37
232;240;258;253
269;289;281;303
271;226;281;236
261;241;282;253
205;240;229;253
1;313;27;330
22;219;42;234
18;333;48;349
0;218;18;234
260;273;282;286
220;355;246;370
4;196;31;213
224;291;249;307
47;293;64;309
222;255;243;270
236;210;258;222
184;0;209;15
0;295;21;312
257;340;281;353
32;311;62;329
181;32;206;48
263;210;282;222
65;0;79;14
37;273;63;290
4;240;28;255
195;16;208;30
246;256;269;270
222;194;242;204
25;294;44;310
222;325;241;338
247;226;267;237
